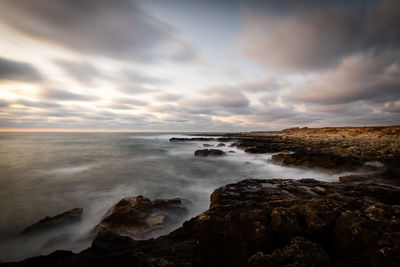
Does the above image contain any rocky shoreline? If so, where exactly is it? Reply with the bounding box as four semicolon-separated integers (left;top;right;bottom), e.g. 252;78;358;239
3;179;399;266
2;126;399;266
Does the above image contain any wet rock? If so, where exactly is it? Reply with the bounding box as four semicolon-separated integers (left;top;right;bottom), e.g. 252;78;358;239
228;151;236;153
203;144;214;147
271;151;363;172
169;137;215;142
21;208;82;235
7;179;400;266
216;143;226;147
94;196;188;238
339;174;367;183
247;237;330;266
194;149;227;157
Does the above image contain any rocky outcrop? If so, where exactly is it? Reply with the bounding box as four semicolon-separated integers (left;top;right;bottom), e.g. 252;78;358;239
21;208;82;235
7;178;400;266
194;149;227;157
169;137;238;142
270;151;363;172
216;143;225;147
94;196;188;238
170;137;216;142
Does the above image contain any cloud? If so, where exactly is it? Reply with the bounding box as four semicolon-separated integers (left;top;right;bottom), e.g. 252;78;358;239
15;99;62;108
0;99;9;108
381;100;400;113
201;86;249;108
155;93;182;102
117;70;167;94
54;60;102;85
285;52;400;105
0;0;197;63
105;98;148;110
40;88;98;101
122;70;167;85
0;57;42;82
239;0;400;71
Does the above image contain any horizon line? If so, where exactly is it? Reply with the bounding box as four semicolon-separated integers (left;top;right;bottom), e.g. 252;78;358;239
0;128;243;133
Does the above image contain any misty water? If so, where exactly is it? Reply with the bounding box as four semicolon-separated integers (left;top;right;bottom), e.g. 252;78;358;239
0;132;352;261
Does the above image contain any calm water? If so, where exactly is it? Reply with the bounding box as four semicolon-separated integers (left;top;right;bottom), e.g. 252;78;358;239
0;132;346;261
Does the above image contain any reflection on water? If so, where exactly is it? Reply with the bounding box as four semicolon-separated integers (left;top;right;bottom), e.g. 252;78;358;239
0;132;347;261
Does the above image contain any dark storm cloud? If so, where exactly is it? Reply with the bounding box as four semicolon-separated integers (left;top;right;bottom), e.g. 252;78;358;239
0;57;41;82
0;0;197;63
40;88;98;101
241;0;400;71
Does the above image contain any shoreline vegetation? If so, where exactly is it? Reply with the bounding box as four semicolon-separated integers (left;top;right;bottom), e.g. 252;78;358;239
2;126;400;266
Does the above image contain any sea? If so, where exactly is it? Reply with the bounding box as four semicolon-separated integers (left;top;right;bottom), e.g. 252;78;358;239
0;132;349;261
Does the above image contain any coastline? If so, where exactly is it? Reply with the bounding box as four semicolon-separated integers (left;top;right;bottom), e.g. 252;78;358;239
2;126;400;266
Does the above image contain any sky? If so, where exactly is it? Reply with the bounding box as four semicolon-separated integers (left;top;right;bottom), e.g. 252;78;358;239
0;0;399;132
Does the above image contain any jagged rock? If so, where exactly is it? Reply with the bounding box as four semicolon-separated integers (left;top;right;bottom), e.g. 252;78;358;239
169;137;215;142
271;151;363;172
21;208;82;235
194;149;226;157
94;196;188;238
7;178;400;266
247;237;330;266
339;174;367;182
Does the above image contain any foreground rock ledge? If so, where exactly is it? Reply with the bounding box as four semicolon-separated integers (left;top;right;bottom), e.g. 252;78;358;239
4;179;400;266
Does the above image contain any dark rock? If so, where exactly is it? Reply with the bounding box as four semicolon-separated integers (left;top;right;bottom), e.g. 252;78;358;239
7;178;400;266
21;208;82;235
339;175;367;183
169;137;215;142
247;237;330;266
216;143;226;147
228;151;236;153
94;196;188;238
271;151;363;172
203;144;214;147
194;149;227;157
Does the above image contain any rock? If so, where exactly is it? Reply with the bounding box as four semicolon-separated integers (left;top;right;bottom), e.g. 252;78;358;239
203;144;214;147
194;149;227;157
8;178;400;266
169;137;215;142
271;151;363;172
247;237;330;266
339;175;367;183
228;151;236;153
216;143;226;147
21;208;82;235
94;196;188;238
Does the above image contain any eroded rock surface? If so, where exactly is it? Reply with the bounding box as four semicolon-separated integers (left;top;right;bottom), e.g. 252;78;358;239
21;208;83;235
194;149;226;157
270;151;363;172
7;179;400;266
94;196;188;238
